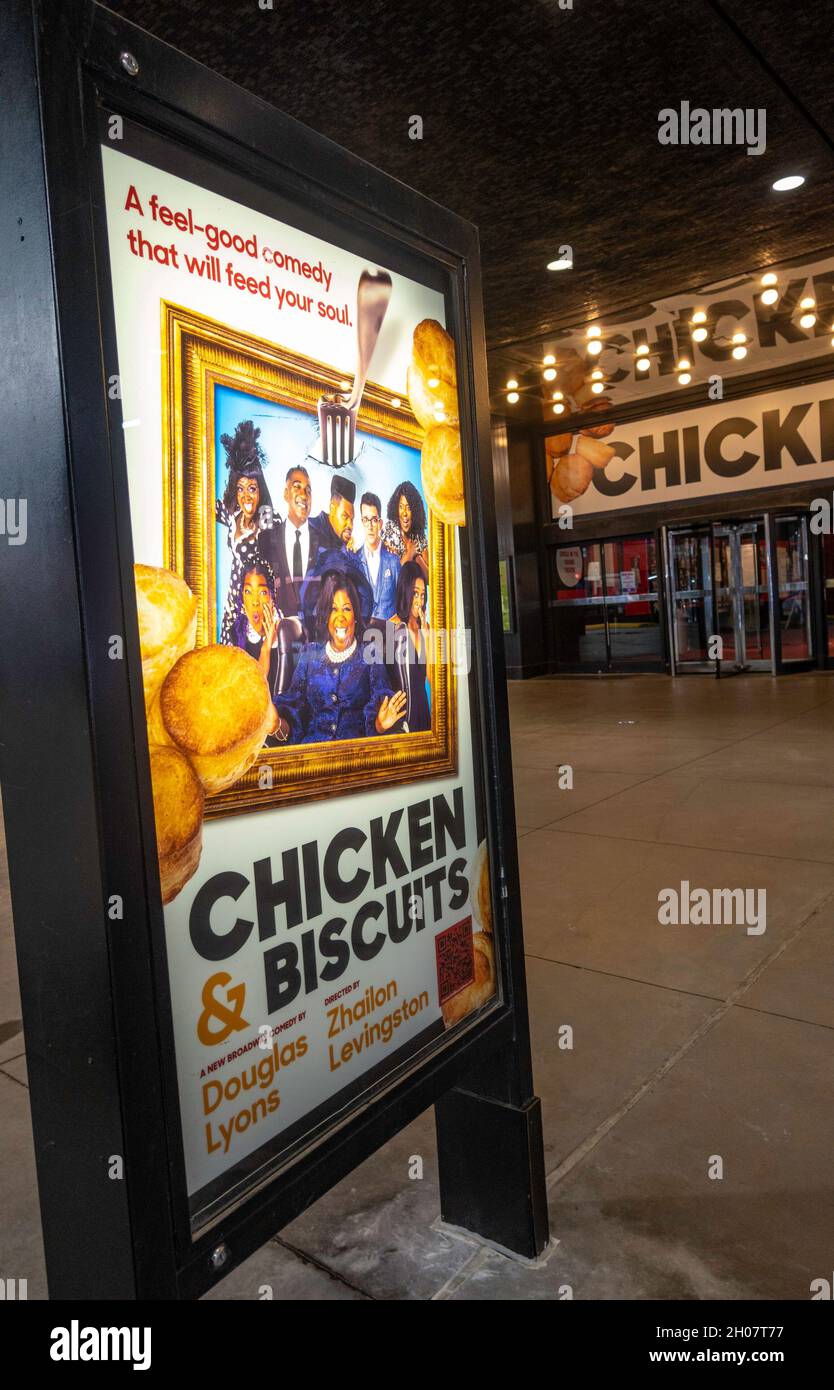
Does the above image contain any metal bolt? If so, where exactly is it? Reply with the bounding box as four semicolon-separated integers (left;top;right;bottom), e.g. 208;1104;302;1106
120;50;139;77
210;1242;230;1271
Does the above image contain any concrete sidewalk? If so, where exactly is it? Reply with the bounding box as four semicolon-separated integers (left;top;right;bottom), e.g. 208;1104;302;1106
3;672;834;1299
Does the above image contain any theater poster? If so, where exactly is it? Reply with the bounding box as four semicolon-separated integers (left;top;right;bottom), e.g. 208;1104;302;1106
98;120;499;1226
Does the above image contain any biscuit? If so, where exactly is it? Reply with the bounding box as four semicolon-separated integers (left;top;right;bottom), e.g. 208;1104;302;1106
134;564;197;710
407;360;460;434
421;424;466;528
413;318;457;387
545;432;573;458
159;644;273;793
549;454;594;503
472;840;493;935
579;397;615;439
149;745;204;904
575;434;615;469
441;932;496;1027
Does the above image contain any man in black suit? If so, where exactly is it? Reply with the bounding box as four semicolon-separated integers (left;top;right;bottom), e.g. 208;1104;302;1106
312;474;356;552
259;464;322;618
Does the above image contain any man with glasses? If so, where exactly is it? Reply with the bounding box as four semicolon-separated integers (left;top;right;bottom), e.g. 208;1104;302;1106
358;491;400;620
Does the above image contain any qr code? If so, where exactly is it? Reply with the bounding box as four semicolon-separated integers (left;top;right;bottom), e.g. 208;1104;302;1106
435;916;475;1005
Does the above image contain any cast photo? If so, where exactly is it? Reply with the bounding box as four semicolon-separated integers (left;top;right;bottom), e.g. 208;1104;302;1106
139;293;465;836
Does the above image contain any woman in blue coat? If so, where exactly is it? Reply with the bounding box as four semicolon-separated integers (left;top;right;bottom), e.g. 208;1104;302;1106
272;564;406;745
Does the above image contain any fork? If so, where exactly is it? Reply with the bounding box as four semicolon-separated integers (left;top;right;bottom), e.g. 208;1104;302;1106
317;268;393;467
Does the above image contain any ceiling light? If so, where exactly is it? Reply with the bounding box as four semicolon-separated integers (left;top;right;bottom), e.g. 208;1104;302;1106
635;343;650;356
506;392;519;404
731;331;747;344
542;355;556;366
732;344;748;360
691;310;707;324
590;381;605;394
587;339;603;356
761;287;779;306
590;368;604;380
553;402;565;414
543;367;557;381
800;312;817;328
800;296;816;310
552;390;564;400
677;357;691;370
586;325;602;339
636;357;651;372
761;272;778;287
772;174;805;191
678;372;692;386
692;326;709;342
506;378;519;390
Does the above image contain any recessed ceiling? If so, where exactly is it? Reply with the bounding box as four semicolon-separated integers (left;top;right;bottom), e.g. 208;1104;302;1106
109;0;834;408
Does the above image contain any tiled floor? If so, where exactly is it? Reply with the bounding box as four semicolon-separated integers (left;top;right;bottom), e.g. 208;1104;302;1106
3;672;834;1299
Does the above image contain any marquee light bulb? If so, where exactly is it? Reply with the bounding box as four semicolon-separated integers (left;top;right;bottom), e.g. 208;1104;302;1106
553;402;565;414
586;325;602;339
800;312;816;328
590;381;605;394
590;368;604;380
428;376;440;388
761;287;778;306
542;354;556;366
506;391;519;404
731;331;747;344
692;326;709;342
677;357;691;370
732;344;748;359
543;367;557;381
636;357;651;372
691;310;707;324
587;339;603;356
800;296;816;310
552;390;564;400
506;378;519;389
678;372;692;386
635;343;650;356
391;397;401;408
761;272;778;287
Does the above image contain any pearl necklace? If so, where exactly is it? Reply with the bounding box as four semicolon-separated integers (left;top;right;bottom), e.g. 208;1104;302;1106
325;638;357;665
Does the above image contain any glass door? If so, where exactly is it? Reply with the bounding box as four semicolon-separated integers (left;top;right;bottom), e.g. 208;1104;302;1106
773;515;813;664
713;519;772;669
551;535;663;671
667;524;715;670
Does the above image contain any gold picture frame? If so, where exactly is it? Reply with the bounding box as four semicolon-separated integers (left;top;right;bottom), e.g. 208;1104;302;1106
160;300;458;818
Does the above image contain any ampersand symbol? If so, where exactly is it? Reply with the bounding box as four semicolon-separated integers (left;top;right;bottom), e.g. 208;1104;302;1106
197;972;249;1045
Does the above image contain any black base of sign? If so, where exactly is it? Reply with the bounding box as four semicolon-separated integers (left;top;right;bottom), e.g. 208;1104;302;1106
436;1081;548;1260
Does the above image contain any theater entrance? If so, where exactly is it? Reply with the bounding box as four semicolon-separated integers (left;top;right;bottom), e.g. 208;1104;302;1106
665;514;813;673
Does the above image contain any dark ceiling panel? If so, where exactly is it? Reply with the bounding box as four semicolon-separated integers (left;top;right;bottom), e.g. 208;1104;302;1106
107;0;834;392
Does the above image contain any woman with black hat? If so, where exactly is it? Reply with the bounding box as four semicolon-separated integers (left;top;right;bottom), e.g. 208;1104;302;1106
273;556;406;744
215;420;275;644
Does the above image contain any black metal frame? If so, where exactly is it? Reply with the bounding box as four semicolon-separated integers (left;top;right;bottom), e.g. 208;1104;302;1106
0;0;546;1298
